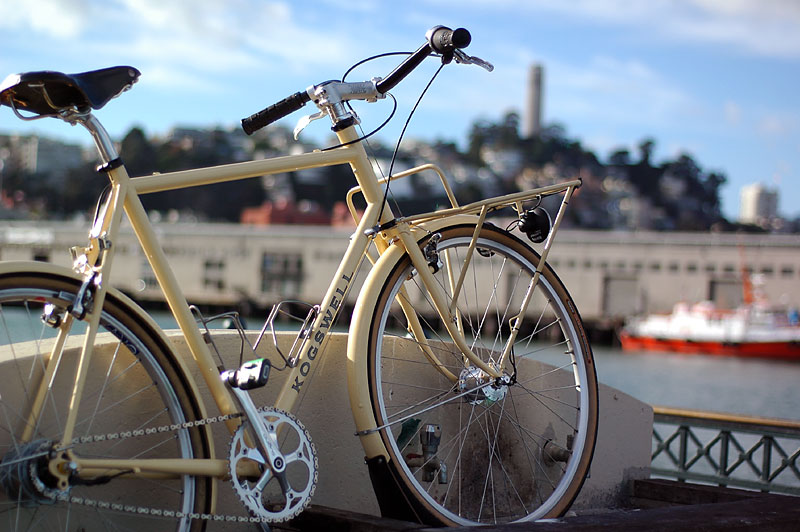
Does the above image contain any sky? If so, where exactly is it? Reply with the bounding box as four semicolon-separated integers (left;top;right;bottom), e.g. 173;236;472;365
1;0;798;221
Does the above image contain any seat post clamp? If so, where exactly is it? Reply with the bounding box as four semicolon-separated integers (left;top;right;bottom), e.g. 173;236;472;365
96;158;124;173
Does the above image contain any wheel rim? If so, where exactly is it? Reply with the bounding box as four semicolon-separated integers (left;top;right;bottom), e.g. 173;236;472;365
370;230;595;525
0;284;198;531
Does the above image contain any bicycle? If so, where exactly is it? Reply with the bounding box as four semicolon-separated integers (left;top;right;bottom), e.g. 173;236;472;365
0;26;597;529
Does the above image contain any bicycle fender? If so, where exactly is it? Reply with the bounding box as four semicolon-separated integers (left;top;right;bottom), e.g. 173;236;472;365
0;261;216;459
346;215;478;460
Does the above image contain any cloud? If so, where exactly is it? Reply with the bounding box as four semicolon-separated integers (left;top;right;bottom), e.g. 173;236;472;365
0;0;91;39
672;0;800;58
724;101;742;126
0;0;356;85
547;55;693;127
756;113;796;136
480;0;800;59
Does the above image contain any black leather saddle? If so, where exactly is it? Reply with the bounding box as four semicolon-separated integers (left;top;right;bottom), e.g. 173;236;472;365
0;66;140;116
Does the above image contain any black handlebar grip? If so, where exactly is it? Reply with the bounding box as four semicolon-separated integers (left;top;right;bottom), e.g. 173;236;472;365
427;26;471;54
377;26;472;95
241;91;311;135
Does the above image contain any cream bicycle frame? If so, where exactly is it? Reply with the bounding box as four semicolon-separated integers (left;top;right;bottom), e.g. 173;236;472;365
23;114;581;482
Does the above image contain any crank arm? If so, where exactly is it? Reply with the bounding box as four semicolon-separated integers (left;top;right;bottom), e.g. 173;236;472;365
226;384;288;480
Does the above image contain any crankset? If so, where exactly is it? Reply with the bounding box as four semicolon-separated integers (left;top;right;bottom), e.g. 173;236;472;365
222;360;318;522
229;408;317;522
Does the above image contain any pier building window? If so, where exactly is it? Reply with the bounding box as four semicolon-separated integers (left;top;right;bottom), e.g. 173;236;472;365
33;249;50;262
686;263;698;273
668;262;680;273
603;275;638;317
203;259;226;291
649;262;661;272
709;279;742;309
261;252;303;297
781;266;794;278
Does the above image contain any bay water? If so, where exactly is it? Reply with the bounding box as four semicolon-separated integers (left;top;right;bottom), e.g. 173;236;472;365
593;345;800;421
4;307;798;421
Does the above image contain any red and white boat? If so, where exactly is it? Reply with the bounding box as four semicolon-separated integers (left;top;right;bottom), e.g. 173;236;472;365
620;276;800;360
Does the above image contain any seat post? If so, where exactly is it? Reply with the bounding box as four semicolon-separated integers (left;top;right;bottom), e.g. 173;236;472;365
74;112;119;164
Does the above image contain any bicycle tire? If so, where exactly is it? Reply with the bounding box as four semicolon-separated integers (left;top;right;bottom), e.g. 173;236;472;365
366;223;598;526
0;272;212;531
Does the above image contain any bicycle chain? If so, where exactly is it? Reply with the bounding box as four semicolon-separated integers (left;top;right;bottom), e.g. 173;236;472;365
32;408;292;524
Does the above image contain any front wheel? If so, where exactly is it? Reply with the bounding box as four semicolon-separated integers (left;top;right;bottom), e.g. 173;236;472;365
367;224;598;526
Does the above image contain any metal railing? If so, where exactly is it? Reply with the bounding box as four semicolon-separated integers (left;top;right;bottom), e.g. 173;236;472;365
652;406;800;495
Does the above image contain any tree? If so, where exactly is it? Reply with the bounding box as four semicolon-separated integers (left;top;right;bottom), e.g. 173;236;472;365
120;127;157;177
466;111;522;165
608;149;631;166
637;138;655;166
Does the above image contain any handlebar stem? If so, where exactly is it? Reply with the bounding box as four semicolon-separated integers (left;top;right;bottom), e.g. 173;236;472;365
310;80;384;130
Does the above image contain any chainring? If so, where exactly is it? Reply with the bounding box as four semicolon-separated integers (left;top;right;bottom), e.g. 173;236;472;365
228;408;317;523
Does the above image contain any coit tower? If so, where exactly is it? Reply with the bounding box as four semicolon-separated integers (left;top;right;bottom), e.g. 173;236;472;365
524;63;543;138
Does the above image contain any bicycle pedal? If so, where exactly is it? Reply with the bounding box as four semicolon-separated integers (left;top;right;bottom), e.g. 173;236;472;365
222;358;271;390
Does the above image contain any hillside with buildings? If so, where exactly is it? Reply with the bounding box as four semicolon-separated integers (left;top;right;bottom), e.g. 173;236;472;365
0;116;796;233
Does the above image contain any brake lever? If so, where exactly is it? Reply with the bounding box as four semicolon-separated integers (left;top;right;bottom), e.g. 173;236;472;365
293;111;325;139
453;50;494;72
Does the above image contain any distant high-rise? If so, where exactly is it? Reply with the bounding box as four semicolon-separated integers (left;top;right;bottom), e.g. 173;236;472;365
524;64;544;138
739;183;778;226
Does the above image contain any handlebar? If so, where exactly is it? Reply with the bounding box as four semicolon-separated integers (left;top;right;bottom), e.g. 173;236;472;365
241;90;311;136
428;26;471;55
241;26;473;136
375;26;470;94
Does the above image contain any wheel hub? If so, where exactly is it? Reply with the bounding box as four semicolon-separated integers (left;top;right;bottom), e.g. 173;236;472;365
0;440;61;507
458;366;509;406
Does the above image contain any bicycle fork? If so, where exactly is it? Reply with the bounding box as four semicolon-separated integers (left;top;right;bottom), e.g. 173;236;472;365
393;222;503;382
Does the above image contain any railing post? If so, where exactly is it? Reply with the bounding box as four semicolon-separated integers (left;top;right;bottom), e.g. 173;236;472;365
678;425;689;478
762;436;774;491
719;430;730;487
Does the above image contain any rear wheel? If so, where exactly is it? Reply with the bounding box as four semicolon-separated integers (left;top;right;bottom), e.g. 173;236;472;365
0;273;212;531
367;224;598;525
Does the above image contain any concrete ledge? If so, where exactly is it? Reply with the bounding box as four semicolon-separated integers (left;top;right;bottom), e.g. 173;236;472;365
1;329;653;527
168;331;653;517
